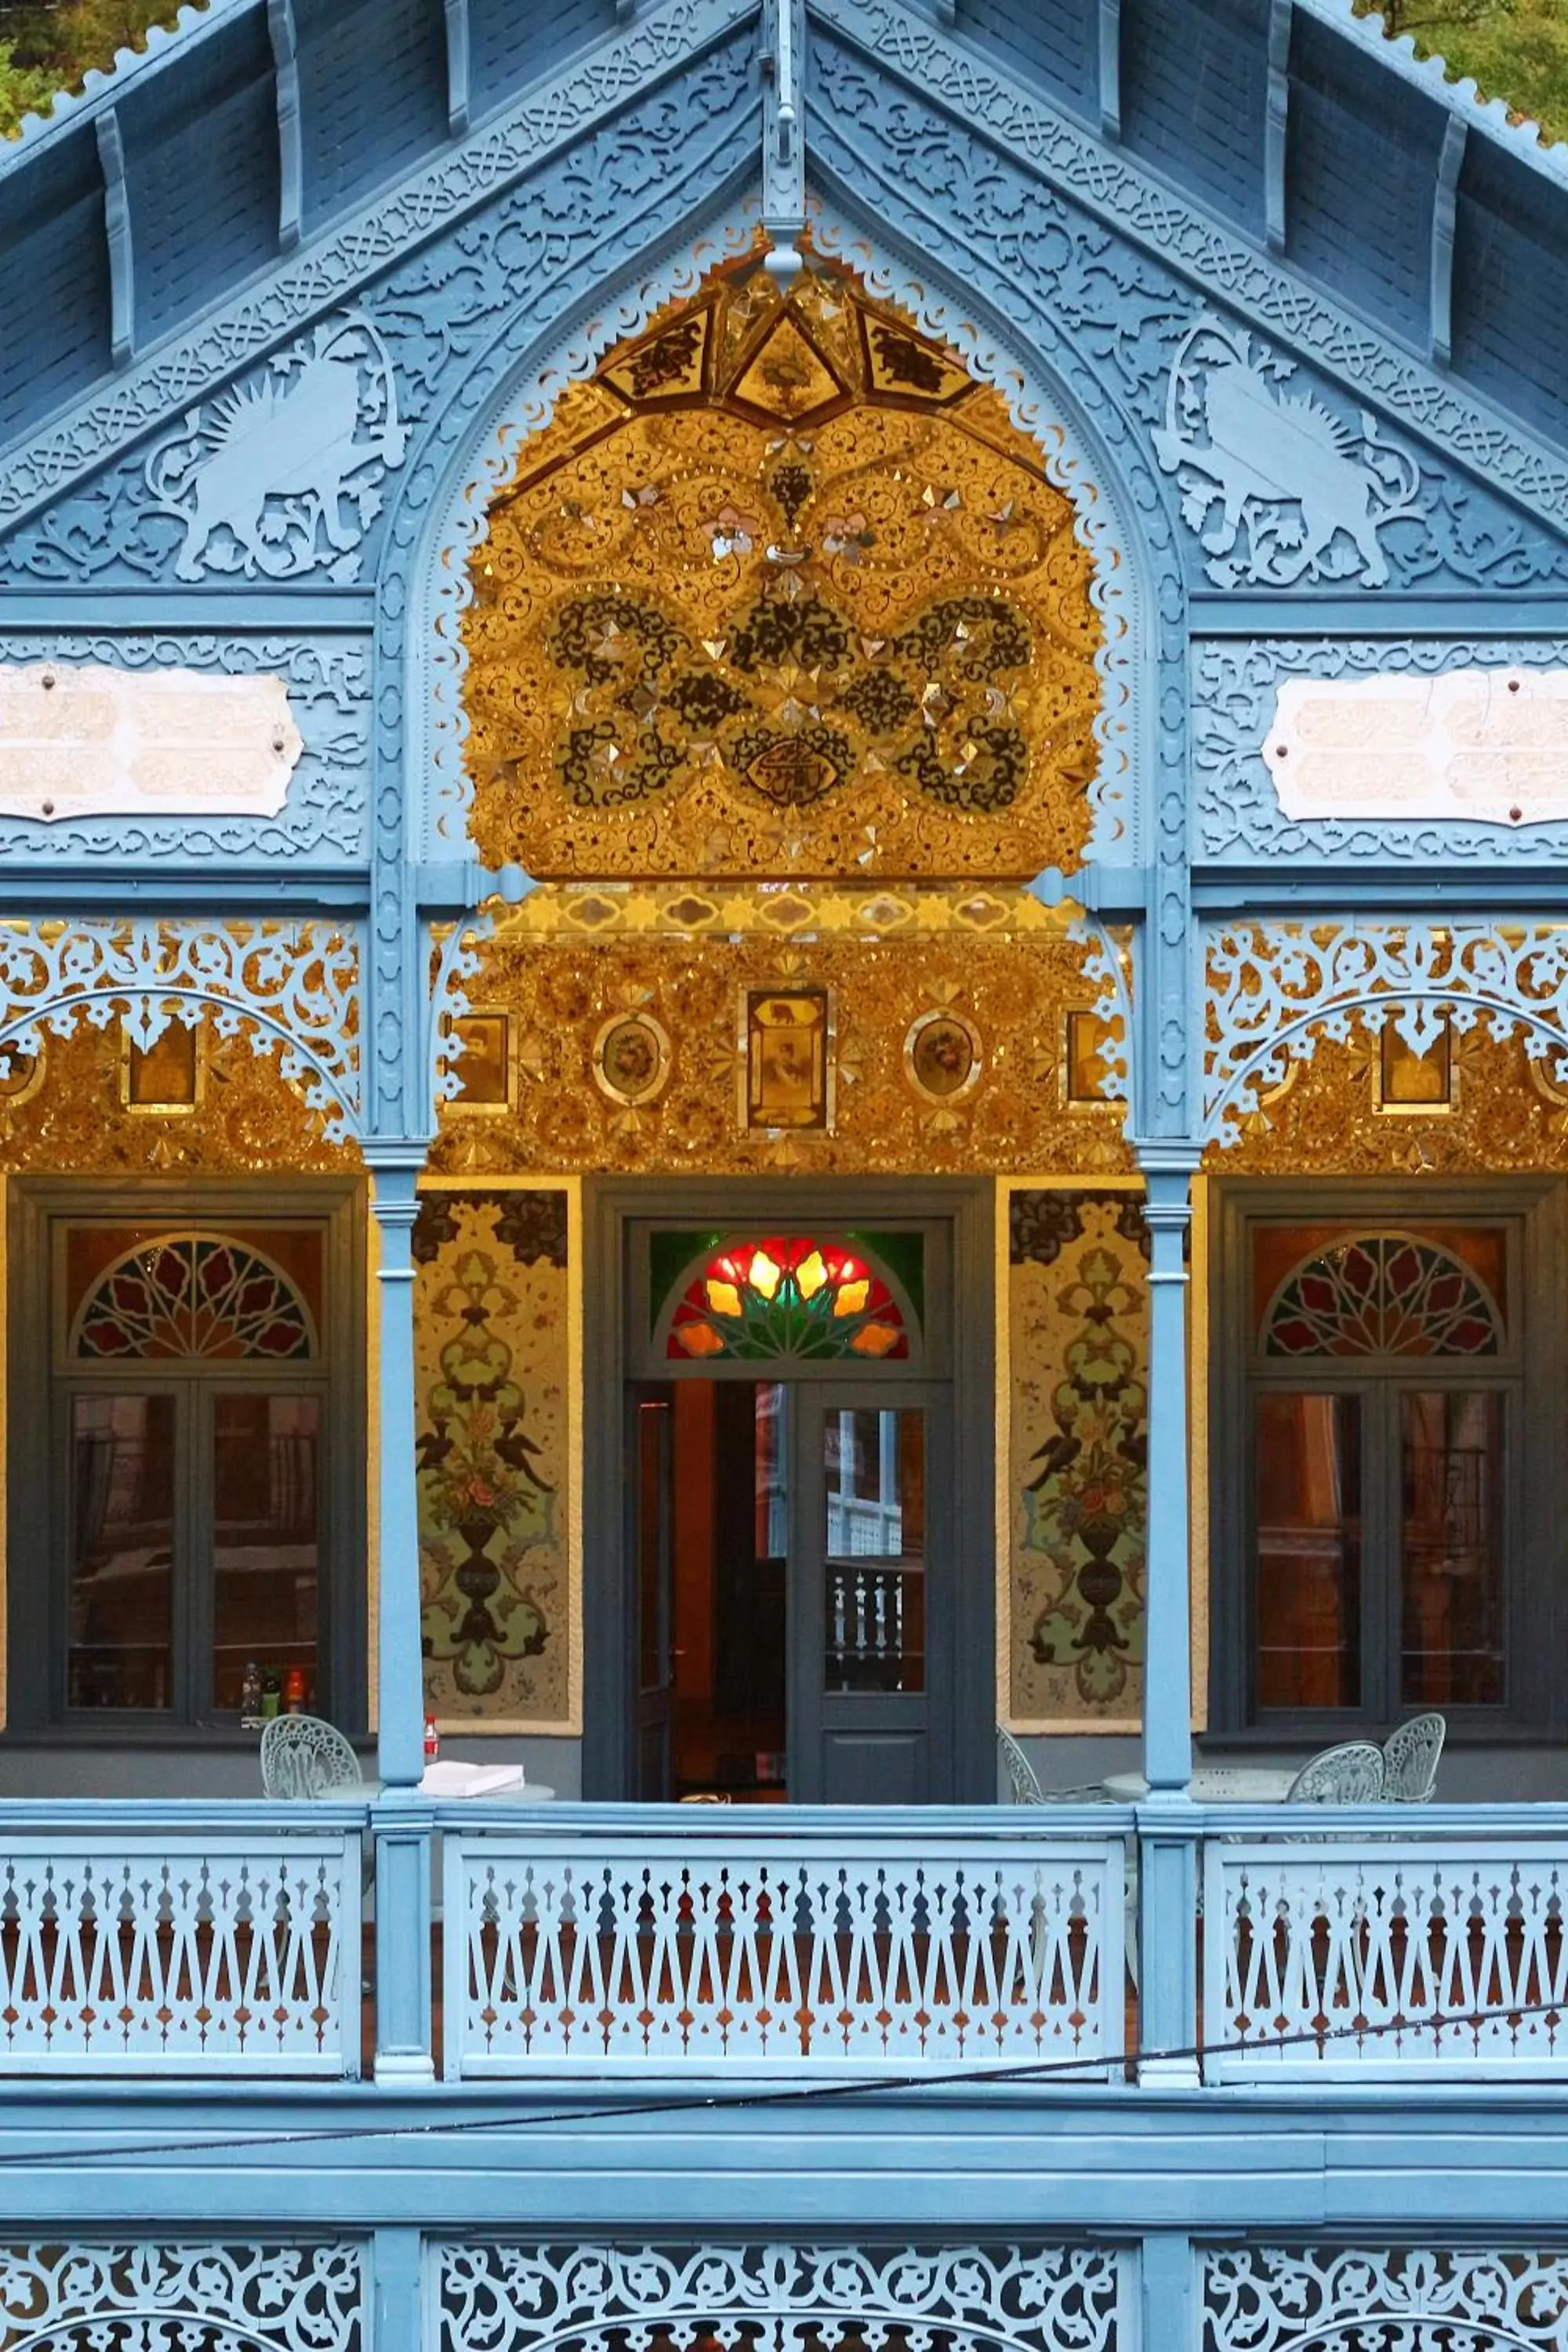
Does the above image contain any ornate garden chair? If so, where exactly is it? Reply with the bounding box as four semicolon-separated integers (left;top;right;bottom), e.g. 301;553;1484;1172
1285;1740;1385;1804
260;1714;365;1800
1381;1712;1446;1803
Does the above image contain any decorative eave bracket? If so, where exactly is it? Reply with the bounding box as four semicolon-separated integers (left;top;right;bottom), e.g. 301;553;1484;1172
762;0;807;282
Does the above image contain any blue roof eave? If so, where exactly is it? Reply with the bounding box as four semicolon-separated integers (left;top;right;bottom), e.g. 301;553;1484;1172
1;0;257;166
1298;0;1568;181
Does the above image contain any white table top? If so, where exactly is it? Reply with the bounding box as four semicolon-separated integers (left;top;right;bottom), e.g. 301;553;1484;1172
1102;1766;1298;1802
361;1780;555;1802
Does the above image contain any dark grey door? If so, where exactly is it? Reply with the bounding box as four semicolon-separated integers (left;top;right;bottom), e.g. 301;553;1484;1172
789;1382;953;1803
630;1383;675;1800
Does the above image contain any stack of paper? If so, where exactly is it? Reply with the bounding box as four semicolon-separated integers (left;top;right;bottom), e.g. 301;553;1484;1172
418;1759;525;1798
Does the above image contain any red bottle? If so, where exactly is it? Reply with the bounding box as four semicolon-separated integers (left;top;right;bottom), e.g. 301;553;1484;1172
423;1715;439;1762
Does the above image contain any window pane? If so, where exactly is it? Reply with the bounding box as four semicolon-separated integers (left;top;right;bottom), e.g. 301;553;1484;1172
68;1394;175;1710
212;1394;320;1713
825;1407;925;1693
1255;1392;1361;1709
1400;1390;1504;1706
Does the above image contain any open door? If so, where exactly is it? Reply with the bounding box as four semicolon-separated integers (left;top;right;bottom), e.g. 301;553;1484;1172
790;1385;953;1803
630;1385;674;1800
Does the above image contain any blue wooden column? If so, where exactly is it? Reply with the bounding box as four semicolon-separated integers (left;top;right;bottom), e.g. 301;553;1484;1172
366;1145;434;2085
1134;1146;1200;2083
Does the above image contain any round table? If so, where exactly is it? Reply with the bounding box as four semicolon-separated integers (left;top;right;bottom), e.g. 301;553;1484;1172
1102;1766;1297;1802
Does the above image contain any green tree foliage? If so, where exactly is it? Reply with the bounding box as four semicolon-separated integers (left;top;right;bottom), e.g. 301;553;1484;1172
0;3;188;136
1357;0;1568;142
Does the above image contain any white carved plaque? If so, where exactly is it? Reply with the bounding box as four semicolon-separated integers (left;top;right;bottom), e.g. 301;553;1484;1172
0;663;303;822
1263;667;1568;826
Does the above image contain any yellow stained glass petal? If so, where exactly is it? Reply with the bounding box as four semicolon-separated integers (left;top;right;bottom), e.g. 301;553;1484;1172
675;1322;728;1358
833;1278;870;1318
748;1249;782;1300
705;1279;743;1318
796;1250;827;1299
850;1322;899;1357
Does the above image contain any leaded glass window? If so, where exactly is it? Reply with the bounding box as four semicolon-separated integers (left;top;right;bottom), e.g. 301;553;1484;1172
12;1197;361;1737
1263;1232;1502;1359
662;1236;912;1363
71;1236;316;1361
1223;1203;1530;1737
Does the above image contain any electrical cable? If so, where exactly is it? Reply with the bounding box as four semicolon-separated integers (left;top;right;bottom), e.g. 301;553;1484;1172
0;1994;1563;2170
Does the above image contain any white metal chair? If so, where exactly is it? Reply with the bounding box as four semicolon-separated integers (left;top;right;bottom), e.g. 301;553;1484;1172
1381;1711;1445;1802
260;1713;365;1800
1284;1739;1385;1803
996;1725;1136;1991
997;1722;1047;1805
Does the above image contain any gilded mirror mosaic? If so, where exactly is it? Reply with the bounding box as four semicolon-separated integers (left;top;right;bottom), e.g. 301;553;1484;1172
463;249;1102;884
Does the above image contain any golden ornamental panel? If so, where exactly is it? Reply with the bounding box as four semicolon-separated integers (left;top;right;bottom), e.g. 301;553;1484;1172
430;928;1130;1179
0;1018;351;1175
414;1189;572;1729
1211;1020;1568;1177
463;252;1102;884
1007;1192;1149;1729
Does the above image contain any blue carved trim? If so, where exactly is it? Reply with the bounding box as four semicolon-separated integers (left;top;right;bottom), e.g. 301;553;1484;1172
361;31;757;1138
0;0;756;532
1194;637;1568;866
0;632;369;864
811;0;1568;543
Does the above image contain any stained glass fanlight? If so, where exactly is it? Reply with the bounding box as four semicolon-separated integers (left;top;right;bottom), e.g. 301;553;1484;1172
71;1236;316;1361
1264;1232;1502;1359
665;1236;910;1363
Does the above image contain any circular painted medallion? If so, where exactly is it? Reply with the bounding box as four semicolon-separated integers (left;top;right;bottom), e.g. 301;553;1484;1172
593;1012;673;1107
903;1008;982;1102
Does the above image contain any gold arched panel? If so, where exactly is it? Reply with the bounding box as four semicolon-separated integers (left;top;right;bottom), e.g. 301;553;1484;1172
463;253;1102;884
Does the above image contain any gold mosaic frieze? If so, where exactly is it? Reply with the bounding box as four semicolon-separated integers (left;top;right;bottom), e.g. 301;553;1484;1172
463;255;1102;884
432;930;1130;1178
1213;1021;1568;1177
0;1018;350;1174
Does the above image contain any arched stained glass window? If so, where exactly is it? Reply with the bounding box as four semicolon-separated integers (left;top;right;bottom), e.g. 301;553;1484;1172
71;1236;316;1361
1263;1231;1501;1359
664;1236;911;1363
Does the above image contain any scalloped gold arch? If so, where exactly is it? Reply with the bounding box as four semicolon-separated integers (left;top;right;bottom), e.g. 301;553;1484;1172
461;245;1103;885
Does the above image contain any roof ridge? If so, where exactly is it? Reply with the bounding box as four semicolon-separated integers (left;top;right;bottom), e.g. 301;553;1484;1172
1298;0;1568;184
2;0;241;163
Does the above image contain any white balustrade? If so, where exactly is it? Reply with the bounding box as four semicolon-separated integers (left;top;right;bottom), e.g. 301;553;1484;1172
0;1805;365;2076
1203;1824;1568;2079
440;1804;1127;2080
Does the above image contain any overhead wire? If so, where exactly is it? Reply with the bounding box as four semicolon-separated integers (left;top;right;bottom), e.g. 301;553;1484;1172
0;1995;1563;2170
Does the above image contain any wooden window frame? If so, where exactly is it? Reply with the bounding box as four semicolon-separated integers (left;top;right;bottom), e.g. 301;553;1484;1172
5;1177;367;1744
1209;1176;1566;1744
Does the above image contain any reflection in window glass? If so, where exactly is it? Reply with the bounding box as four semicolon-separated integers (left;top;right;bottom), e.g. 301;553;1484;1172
825;1407;925;1693
68;1394;176;1710
212;1394;320;1712
1255;1392;1361;1710
1401;1390;1504;1706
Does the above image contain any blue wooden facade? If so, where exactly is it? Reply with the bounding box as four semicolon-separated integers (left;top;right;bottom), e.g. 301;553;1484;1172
4;4;1568;2350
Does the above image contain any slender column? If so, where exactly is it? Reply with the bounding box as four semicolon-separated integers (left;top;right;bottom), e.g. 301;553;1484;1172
368;1148;434;2084
1139;1149;1196;1793
1135;1147;1200;2085
1141;2236;1197;2352
372;2228;424;2352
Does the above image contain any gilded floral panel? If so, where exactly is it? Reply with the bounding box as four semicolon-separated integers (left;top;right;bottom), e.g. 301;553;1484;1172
463;256;1101;884
413;1189;571;1726
0;1018;349;1174
431;932;1131;1179
1213;1023;1568;1177
1008;1190;1149;1726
